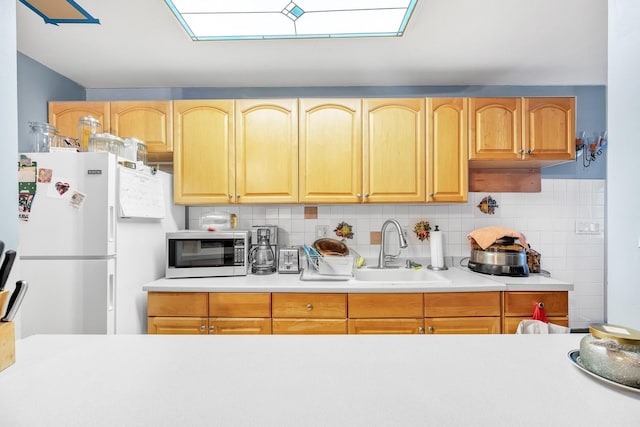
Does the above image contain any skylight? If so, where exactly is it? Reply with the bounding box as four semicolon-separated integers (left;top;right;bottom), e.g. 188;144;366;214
164;0;417;41
19;0;99;25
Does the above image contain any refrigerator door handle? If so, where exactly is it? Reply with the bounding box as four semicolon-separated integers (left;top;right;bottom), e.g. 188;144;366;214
107;273;114;312
109;205;115;244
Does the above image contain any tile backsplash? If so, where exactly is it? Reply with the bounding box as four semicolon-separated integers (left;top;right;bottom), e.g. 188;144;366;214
188;179;605;329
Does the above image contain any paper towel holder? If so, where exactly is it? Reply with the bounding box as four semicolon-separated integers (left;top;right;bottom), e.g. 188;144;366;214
427;225;448;271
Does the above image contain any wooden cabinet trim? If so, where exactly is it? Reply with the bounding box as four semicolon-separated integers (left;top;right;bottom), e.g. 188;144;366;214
424;291;501;317
209;292;271;317
272;293;347;318
147;292;208;317
348;293;423;318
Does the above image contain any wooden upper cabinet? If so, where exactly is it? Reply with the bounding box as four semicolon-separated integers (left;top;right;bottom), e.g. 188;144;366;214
524;97;575;161
298;99;363;203
110;101;173;156
363;99;426;203
427;98;468;203
48;101;110;139
235;99;298;204
469;97;522;161
173;100;235;205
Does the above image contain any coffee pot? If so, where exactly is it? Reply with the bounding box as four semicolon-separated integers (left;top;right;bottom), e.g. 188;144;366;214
249;228;276;274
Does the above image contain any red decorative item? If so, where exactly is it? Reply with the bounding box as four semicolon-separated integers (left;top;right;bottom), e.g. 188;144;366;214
532;302;548;323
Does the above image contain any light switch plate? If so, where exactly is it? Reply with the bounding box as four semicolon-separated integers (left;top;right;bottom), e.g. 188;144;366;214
575;220;601;235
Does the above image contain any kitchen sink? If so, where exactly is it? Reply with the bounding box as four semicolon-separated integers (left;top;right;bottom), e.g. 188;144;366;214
354;266;450;283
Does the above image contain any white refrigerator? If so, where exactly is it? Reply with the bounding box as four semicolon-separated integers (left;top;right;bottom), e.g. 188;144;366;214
18;152;184;337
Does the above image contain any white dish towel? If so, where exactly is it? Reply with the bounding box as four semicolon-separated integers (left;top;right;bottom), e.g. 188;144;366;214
516;319;570;334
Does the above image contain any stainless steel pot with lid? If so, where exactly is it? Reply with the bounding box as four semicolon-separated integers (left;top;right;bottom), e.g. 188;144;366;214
468;237;530;277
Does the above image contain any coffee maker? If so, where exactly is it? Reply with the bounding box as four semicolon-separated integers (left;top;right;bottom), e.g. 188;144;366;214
250;225;278;274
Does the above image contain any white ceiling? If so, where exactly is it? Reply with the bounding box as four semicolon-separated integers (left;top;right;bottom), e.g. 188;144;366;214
16;0;608;89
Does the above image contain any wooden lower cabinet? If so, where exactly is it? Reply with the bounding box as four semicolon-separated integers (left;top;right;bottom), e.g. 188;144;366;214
424;292;501;334
425;317;501;334
272;319;347;334
147;290;569;335
209;318;271;335
502;291;569;334
272;293;347;335
348;319;424;334
148;316;208;334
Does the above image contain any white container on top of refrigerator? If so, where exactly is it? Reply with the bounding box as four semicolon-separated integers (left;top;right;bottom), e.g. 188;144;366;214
18;152;184;337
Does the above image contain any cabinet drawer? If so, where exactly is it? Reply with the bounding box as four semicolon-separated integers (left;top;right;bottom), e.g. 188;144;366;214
503;291;568;317
147;292;208;316
348;319;424;334
348;293;423;318
272;293;347;318
209;293;271;317
147;316;207;334
425;317;501;334
424;292;501;317
272;319;347;334
209;318;271;334
503;316;569;334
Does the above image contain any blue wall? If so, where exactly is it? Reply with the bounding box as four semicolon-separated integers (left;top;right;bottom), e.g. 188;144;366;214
17;52;84;152
18;54;606;179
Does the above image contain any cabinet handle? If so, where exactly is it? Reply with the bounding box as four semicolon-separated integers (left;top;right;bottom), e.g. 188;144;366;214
519;149;525;155
364;193;370;198
418;327;425;334
228;194;233;199
199;325;206;332
356;193;362;198
428;326;434;333
306;303;313;311
429;193;434;198
236;194;241;199
209;325;215;333
537;302;545;308
527;149;533;155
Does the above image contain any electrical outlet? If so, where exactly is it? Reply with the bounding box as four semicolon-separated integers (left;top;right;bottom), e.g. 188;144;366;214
575;221;601;235
315;225;329;238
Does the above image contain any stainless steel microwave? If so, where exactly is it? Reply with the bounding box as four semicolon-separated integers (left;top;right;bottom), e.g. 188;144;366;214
166;230;249;278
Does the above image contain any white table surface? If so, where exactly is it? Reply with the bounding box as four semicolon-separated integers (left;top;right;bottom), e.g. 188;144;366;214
0;334;636;427
143;266;573;293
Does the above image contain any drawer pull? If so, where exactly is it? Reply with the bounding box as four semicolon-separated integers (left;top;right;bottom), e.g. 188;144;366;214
537;302;545;308
428;326;434;333
306;303;313;311
199;325;206;332
209;325;215;333
418;327;425;334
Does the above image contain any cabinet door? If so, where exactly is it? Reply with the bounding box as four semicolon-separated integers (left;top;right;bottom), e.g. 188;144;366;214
363;99;426;203
469;98;522;160
425;317;501;334
272;293;347;318
272;319;347;334
147;317;207;334
424;292;501;317
523;97;575;161
348;319;425;334
299;99;362;203
209;318;272;334
427;98;468;203
173;100;234;205
348;293;423;318
147;292;208;317
503;291;568;317
110;101;173;156
48;101;110;139
209;292;271;317
235;99;298;204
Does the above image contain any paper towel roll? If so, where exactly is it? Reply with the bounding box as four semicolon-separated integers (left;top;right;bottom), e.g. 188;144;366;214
429;227;445;269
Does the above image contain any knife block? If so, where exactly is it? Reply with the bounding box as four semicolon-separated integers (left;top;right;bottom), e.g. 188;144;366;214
0;290;15;372
0;321;15;372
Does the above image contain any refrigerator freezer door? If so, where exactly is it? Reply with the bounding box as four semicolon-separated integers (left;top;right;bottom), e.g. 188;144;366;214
19;152;117;257
20;258;115;337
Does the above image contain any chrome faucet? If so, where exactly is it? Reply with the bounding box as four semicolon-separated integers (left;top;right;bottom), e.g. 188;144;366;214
377;219;408;268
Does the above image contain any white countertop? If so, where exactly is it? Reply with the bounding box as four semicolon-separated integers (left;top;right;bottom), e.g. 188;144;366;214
0;334;637;427
143;266;573;293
